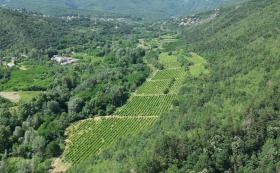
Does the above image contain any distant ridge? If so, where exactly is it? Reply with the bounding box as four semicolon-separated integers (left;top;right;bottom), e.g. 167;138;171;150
0;0;245;18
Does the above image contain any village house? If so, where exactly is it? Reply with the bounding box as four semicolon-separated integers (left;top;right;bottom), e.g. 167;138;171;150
51;55;78;65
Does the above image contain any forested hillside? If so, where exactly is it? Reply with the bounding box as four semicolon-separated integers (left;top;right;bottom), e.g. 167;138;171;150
0;8;70;51
1;0;280;172
0;8;153;172
66;0;280;172
0;0;245;18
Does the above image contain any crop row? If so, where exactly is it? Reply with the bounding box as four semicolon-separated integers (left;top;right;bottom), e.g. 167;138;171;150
136;80;170;95
113;95;176;116
135;79;183;95
64;117;157;164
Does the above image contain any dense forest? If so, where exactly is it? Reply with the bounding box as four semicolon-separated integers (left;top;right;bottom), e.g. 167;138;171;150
0;0;280;172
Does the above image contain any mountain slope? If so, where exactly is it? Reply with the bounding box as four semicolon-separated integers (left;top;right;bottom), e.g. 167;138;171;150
0;0;245;18
66;0;280;172
0;8;69;51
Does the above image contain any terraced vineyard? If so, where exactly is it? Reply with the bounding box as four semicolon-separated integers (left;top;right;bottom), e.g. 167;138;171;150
62;50;189;165
64;117;157;164
113;95;177;116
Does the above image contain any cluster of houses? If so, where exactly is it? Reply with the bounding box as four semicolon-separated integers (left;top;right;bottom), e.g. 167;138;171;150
175;9;219;26
0;59;15;68
51;55;78;65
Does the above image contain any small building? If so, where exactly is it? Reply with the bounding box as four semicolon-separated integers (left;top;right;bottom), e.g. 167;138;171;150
7;60;15;67
51;55;78;65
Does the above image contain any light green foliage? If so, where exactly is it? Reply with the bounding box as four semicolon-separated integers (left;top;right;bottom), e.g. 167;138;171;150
158;52;181;69
169;79;184;94
187;53;207;64
0;63;55;91
187;53;208;77
135;79;183;95
136;80;170;95
113;95;177;116
152;69;186;80
189;64;208;77
64;117;157;163
19;91;41;102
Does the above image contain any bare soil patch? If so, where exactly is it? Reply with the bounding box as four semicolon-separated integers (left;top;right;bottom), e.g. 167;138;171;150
0;92;20;102
49;158;71;173
19;65;28;70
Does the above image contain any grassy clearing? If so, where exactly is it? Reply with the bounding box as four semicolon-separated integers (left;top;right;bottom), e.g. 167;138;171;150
187;52;209;77
158;52;182;69
19;91;41;102
187;52;207;64
152;68;185;80
189;64;208;76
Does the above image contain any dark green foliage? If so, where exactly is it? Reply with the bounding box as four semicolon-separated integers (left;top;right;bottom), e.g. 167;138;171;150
45;141;62;158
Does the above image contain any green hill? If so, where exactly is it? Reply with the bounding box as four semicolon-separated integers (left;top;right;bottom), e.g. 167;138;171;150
66;0;280;172
0;8;69;51
0;0;245;18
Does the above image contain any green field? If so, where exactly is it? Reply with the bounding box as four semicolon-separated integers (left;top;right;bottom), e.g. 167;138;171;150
19;91;42;102
64;117;157;164
135;79;183;95
158;52;181;69
187;52;208;76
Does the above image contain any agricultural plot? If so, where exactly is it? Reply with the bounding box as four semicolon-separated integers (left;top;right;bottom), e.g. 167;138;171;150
135;80;170;95
158;52;181;69
152;68;185;80
113;95;176;116
64;117;157;164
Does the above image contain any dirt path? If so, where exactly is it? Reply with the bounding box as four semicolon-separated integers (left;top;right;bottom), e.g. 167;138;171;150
0;92;20;102
49;158;71;173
